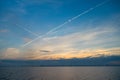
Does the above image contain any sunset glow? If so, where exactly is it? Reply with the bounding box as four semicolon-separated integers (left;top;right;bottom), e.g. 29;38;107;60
0;0;120;60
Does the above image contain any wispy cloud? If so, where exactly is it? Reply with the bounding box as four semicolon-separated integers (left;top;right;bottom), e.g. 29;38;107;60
1;16;119;60
1;26;119;60
23;37;32;43
22;0;110;47
21;0;62;5
1;0;119;60
1;47;120;60
22;47;120;60
0;29;9;33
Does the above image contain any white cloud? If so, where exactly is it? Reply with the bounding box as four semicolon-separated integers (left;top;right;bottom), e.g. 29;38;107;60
23;47;120;60
1;25;119;60
2;48;20;59
19;26;119;60
32;27;116;50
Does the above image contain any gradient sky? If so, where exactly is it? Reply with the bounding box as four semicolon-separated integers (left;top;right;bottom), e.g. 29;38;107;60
0;0;120;60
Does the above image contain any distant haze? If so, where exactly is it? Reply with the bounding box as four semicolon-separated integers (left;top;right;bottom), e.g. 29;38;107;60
0;56;120;66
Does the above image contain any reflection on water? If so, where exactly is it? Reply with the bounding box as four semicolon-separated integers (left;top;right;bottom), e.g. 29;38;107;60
0;67;120;80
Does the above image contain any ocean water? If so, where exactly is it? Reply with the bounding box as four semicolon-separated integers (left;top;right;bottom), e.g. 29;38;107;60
0;67;119;80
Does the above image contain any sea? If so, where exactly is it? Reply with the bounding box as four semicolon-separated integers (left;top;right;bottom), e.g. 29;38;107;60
0;67;120;80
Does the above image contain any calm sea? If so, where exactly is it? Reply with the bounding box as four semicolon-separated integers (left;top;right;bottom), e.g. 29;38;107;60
0;67;120;80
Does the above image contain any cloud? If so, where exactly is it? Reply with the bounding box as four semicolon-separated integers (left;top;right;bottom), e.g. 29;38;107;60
18;26;119;60
27;47;120;60
23;37;32;43
1;25;119;60
40;50;51;53
0;0;26;23
33;27;116;49
1;23;119;60
23;0;109;47
21;0;62;5
1;47;120;60
0;29;9;33
2;48;20;59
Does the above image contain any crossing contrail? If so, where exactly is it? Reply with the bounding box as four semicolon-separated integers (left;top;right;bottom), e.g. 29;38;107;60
22;0;110;47
15;24;39;36
19;27;39;36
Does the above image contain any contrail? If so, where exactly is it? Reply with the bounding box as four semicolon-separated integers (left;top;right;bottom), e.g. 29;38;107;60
19;27;39;36
22;0;109;47
15;24;39;36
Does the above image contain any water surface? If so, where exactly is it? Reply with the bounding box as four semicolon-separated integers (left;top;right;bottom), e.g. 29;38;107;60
0;67;120;80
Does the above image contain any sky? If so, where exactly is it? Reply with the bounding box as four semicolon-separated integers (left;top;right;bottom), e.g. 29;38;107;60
0;0;120;60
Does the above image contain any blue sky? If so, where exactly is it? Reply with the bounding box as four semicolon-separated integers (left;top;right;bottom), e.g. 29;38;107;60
0;0;120;60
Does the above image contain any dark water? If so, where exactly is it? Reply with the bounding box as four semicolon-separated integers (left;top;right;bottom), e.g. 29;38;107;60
0;67;120;80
